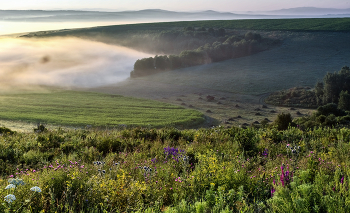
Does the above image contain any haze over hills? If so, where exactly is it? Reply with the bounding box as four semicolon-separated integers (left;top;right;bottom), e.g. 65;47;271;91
258;7;350;16
1;7;350;23
0;9;270;22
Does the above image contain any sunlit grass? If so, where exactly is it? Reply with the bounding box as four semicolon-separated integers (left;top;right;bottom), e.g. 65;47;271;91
0;90;204;128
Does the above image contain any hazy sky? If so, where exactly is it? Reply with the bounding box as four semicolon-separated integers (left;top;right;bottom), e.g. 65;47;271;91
1;0;349;12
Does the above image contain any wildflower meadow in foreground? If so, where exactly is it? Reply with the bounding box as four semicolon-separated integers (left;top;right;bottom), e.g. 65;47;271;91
0;126;350;212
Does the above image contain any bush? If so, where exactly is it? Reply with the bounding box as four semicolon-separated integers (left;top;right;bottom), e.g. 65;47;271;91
316;103;345;117
273;113;293;131
0;127;15;135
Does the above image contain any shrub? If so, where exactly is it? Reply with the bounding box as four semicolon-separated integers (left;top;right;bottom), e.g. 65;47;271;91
273;113;293;131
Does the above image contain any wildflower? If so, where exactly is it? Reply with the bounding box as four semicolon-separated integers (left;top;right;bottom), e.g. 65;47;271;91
30;186;42;193
271;187;276;197
4;194;16;203
8;178;25;186
5;184;16;190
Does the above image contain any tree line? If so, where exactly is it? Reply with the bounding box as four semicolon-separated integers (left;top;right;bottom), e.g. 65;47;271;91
315;66;350;111
130;30;275;77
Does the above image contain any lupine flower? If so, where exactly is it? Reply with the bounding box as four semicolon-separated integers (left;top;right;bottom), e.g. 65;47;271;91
5;184;16;190
4;194;16;203
262;149;268;157
271;187;276;197
30;186;42;193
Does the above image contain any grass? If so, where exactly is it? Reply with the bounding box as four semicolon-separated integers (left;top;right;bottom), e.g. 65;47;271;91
0;90;204;128
1;125;350;212
22;18;350;39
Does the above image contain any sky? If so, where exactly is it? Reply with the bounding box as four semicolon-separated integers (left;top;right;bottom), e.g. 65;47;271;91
1;0;349;12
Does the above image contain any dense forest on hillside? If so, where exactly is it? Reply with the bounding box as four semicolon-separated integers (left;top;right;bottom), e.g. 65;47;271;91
130;29;278;77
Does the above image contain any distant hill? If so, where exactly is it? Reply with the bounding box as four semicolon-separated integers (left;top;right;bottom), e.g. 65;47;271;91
262;7;350;16
0;9;268;22
3;8;350;23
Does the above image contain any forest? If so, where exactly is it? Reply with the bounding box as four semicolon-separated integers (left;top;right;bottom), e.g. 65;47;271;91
130;28;278;77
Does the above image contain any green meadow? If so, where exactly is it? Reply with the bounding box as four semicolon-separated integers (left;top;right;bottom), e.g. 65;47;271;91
24;18;350;39
0;90;204;128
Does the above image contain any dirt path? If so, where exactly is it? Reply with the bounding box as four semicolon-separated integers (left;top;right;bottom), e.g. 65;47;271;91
258;93;271;105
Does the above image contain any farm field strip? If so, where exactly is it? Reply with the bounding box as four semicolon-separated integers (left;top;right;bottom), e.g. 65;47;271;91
0;90;204;128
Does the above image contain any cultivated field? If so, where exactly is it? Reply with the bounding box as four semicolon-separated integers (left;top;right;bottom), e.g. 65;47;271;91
0;90;204;130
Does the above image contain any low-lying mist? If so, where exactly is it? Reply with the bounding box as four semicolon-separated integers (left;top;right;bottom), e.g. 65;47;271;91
0;37;152;90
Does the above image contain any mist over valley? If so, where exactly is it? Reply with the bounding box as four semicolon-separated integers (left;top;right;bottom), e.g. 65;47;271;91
0;37;152;89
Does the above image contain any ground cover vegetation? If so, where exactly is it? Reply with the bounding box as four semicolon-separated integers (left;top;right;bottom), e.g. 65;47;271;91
265;87;317;109
1;124;350;212
0;91;204;128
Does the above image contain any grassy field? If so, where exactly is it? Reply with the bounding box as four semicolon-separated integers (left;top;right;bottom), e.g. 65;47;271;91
0;90;204;129
22;18;350;39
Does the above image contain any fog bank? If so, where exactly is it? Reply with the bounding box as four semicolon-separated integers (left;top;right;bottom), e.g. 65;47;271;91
0;38;152;89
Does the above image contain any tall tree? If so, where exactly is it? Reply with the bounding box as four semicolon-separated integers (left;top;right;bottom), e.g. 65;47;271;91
323;72;340;104
315;82;324;106
338;90;350;111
